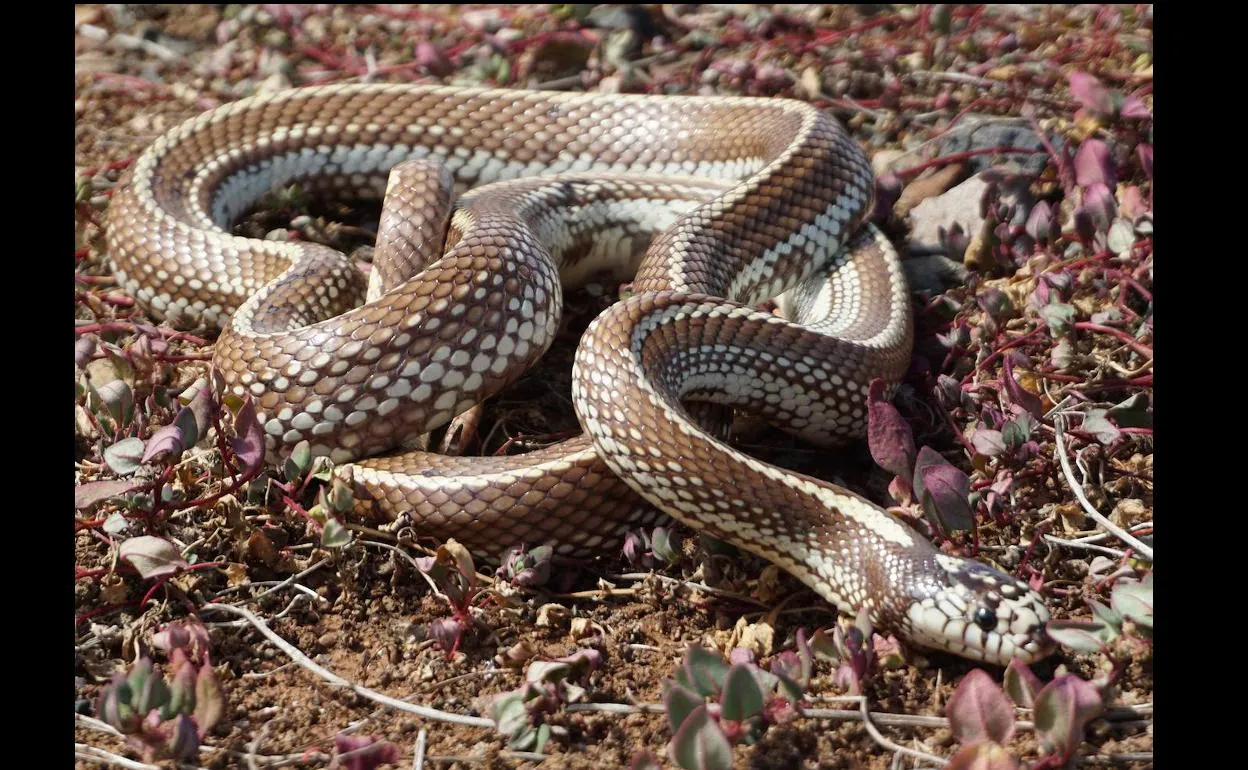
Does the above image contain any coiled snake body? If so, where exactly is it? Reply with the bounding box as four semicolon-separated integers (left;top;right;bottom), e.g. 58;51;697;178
107;83;1051;664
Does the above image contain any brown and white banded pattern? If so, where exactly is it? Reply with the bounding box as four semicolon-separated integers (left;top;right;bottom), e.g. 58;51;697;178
107;83;1052;663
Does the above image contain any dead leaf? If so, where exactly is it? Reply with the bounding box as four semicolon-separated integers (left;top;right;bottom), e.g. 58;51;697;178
247;530;279;569
100;573;128;604
535;603;569;627
1110;498;1149;527
119;536;188;579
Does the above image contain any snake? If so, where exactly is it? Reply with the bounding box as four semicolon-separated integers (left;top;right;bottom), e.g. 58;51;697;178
104;83;1052;665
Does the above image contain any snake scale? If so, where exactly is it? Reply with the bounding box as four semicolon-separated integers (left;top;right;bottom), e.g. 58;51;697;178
106;83;1052;664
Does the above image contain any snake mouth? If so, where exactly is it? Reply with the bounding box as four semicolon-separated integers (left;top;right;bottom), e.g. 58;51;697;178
905;600;1054;665
904;555;1056;665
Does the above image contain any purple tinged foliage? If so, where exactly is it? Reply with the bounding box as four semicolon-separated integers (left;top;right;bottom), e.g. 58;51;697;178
1003;659;1043;709
866;379;916;484
76;335;98;368
1024;201;1054;244
414;40;454;76
230;398;265;471
1119;93;1151;119
96;379;135;428
168;714;200;761
1080;183;1118;234
497;544;554;587
334;734;400;770
1068;72;1117;117
1033;676;1105;762
1044;619;1114;653
141;425;185;465
96;633;225;764
75;478;145;509
670;705;733;770
976;288;1015;323
946;669;1016;746
1136;144;1152;181
1074;139;1115;189
971;429;1006;457
1001;357;1044;418
912;447;973;535
430;617;468;653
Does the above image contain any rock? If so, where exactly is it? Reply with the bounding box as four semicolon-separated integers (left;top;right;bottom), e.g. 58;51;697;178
934;115;1064;176
906;170;1034;255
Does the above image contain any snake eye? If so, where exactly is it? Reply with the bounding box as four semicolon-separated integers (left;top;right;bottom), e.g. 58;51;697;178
973;608;998;631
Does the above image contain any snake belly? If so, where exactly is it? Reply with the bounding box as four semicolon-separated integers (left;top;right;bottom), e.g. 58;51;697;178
106;83;1052;664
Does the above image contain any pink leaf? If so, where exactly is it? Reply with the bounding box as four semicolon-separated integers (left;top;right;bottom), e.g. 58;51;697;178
867;379;916;480
946;669;1017;746
335;734;399;770
1080;183;1117;234
230;398;265;471
75;479;144;509
913;447;973;534
142;425;186;465
1074;139;1115;189
1068;72;1116;117
1024;201;1054;244
1119;94;1151;119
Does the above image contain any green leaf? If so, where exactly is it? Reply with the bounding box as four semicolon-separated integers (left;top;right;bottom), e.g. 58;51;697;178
104;437;147;476
1044;619;1115;654
669;705;733;770
682;646;729;698
720;664;765;722
93;379;134;427
284;440;312;482
663;682;704;734
1107;393;1151;428
1038;303;1077;336
327;479;354;514
492;691;527;733
194;664;226;734
1111;576;1153;630
1081;409;1121;444
1087;599;1122;631
133;666;171;715
321;519;352;549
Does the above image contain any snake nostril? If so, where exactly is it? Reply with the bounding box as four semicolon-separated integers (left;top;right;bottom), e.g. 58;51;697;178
973;608;998;632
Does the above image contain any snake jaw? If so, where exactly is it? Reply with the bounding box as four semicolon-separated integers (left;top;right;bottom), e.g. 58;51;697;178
903;555;1054;665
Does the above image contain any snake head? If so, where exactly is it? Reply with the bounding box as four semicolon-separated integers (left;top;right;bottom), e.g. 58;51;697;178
904;554;1054;665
